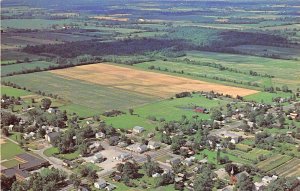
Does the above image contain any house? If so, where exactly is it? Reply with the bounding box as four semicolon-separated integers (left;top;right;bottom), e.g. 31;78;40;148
132;126;144;134
94;178;107;189
126;143;148;153
95;132;106;139
90;153;104;163
219;131;241;144
147;141;160;150
105;184;116;191
167;157;181;165
45;132;60;143
114;153;131;161
194;107;208;114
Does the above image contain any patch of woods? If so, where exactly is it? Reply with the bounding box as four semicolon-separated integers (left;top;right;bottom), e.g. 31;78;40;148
23;38;194;58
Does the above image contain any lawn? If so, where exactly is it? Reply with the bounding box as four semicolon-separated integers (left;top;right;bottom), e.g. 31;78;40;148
43;147;79;160
43;147;59;157
9;132;22;142
1;139;25;160
1;86;32;97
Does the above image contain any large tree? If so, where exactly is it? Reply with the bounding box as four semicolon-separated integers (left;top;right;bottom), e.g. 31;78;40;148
194;167;216;191
41;98;52;110
236;173;255;191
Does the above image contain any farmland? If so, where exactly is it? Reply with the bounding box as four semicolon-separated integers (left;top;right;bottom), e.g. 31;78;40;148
3;71;157;115
271;158;300;177
256;154;293;172
50;63;258;97
1;0;300;190
1;61;57;76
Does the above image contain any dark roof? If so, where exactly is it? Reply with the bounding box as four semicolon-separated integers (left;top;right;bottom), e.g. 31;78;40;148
1;167;30;179
15;153;49;170
47;132;60;140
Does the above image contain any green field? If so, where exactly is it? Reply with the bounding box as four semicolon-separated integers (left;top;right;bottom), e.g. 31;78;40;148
1;18;73;30
4;72;158;116
105;94;227;131
135;60;267;89
244;91;293;104
0;139;25;160
1;61;57;76
227;148;271;162
1;86;32;97
182;51;300;90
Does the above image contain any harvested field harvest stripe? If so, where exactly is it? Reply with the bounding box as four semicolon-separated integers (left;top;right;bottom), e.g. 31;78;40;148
50;63;258;97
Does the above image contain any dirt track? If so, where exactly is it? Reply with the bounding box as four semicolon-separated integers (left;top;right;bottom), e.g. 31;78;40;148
50;63;259;98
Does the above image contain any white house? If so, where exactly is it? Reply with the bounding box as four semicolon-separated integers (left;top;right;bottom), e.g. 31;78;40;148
132;126;144;134
147;141;160;150
94;178;106;189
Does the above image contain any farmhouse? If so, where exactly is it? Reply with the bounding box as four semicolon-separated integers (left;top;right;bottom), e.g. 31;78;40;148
133;126;145;134
105;183;116;191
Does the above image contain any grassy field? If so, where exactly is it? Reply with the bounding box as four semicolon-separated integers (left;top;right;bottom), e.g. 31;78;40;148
1;18;73;30
135;60;266;89
4;71;157;115
1;61;57;76
244;91;293;104
183;51;300;90
105;94;228;131
1;85;33;97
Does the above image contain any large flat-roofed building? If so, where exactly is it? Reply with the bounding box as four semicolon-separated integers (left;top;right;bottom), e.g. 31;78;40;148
1;153;50;181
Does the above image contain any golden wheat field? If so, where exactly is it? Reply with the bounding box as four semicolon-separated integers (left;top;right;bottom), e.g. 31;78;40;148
51;63;258;98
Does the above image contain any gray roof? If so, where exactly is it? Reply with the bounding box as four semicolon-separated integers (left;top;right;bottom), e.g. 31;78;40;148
47;132;60;139
133;126;144;130
96;178;106;185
